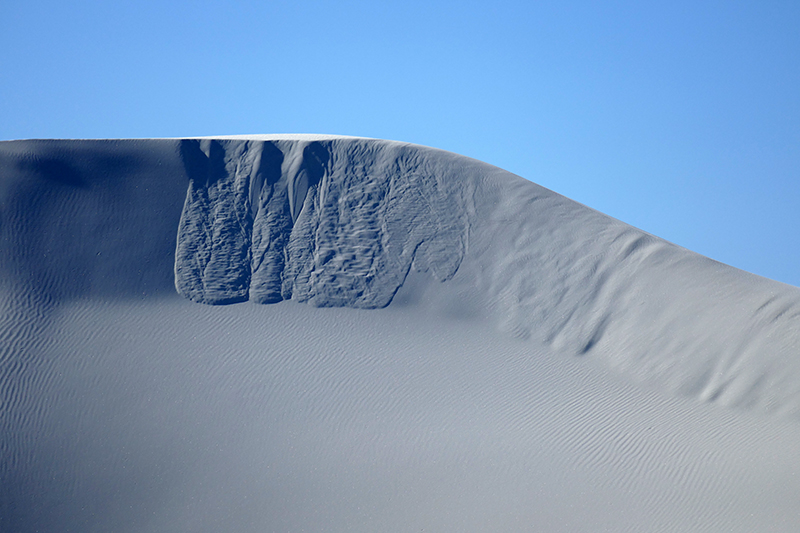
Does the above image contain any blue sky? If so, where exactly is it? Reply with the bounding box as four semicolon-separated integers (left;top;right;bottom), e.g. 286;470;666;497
2;0;799;286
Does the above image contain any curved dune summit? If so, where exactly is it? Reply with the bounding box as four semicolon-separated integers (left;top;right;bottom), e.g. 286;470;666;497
2;135;800;532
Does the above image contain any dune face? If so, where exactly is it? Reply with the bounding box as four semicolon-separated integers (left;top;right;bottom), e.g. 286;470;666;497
2;136;800;532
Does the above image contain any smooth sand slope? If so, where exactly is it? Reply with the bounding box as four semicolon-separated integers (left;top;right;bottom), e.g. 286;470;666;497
1;136;799;532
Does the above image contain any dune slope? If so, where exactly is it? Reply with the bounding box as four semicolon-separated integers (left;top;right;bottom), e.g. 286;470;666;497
1;136;799;532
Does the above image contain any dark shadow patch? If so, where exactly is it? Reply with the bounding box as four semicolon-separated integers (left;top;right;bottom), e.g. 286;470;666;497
302;141;330;189
261;142;284;187
179;139;228;186
15;156;86;188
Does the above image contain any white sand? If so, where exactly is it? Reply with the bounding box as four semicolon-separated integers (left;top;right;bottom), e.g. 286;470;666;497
1;136;799;532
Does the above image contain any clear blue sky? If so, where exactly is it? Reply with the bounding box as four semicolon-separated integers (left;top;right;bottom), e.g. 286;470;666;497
2;0;798;286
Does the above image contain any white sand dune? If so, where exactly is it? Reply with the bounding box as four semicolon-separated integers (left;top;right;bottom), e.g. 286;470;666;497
1;136;799;532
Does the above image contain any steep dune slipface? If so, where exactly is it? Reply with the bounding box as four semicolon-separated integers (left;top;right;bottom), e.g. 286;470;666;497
174;138;468;307
1;136;800;532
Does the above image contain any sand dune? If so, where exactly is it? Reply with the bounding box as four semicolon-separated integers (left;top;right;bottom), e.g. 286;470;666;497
1;136;799;532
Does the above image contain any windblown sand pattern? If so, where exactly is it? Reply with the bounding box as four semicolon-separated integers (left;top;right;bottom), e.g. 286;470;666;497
1;136;799;532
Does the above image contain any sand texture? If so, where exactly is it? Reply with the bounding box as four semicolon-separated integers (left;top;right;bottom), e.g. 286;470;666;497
1;136;799;532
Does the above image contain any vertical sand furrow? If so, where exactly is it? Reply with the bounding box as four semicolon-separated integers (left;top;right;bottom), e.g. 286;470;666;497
175;140;258;304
